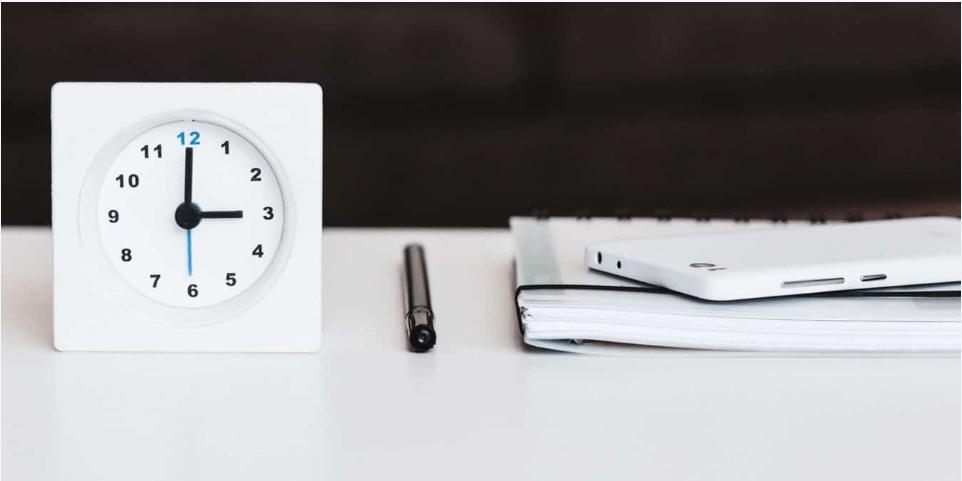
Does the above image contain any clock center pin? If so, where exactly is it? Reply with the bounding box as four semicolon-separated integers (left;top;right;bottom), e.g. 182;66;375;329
174;202;203;230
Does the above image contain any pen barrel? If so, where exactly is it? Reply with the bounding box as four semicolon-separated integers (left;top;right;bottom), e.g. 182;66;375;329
403;244;436;351
404;244;432;312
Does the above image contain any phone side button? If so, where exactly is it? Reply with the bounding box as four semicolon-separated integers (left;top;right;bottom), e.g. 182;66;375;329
781;278;845;288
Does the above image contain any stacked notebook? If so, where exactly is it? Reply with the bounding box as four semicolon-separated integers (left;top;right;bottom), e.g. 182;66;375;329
511;216;961;354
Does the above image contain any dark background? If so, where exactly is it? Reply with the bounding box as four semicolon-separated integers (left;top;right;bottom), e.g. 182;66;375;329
3;3;959;227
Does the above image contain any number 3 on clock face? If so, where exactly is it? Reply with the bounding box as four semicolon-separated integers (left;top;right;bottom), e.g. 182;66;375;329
98;120;284;308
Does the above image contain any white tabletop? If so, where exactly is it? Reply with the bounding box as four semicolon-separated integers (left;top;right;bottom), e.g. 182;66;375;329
2;227;959;481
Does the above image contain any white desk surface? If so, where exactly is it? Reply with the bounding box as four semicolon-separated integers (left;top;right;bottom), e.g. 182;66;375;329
2;227;959;481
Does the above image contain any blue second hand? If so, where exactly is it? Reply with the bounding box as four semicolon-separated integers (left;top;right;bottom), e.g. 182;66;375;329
187;229;193;276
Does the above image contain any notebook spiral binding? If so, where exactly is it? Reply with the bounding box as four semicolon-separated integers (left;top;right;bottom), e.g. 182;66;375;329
529;208;958;224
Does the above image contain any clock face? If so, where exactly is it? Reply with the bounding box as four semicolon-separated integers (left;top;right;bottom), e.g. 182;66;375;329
96;120;284;308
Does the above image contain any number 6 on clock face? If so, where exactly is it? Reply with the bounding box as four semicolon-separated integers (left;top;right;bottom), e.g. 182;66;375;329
97;120;284;308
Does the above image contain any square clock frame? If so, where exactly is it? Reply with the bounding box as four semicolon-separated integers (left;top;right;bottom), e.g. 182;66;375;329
52;83;322;352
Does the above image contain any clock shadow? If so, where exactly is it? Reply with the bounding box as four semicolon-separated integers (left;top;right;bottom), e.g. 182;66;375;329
1;227;56;352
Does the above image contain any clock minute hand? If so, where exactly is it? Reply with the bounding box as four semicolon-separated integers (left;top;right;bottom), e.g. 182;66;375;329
199;210;244;219
184;147;194;204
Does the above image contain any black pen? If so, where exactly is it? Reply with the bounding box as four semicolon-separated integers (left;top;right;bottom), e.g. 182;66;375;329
402;244;437;352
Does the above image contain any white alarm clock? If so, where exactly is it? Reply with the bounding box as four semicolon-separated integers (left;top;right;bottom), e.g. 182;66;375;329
51;83;322;352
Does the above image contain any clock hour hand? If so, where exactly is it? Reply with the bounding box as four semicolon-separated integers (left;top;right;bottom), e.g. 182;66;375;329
199;210;244;219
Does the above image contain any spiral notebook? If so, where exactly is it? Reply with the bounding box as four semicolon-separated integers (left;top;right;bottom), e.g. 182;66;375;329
511;215;961;354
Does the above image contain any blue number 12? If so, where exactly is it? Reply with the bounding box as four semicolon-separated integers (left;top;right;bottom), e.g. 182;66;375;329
178;131;201;146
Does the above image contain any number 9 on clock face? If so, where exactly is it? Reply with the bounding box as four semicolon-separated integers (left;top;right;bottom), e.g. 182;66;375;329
97;120;284;308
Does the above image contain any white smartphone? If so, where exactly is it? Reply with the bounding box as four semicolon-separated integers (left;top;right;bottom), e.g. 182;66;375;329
585;217;961;301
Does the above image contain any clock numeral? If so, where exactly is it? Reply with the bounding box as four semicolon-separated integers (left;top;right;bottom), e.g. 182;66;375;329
140;144;162;159
187;284;199;298
263;207;274;220
252;244;264;258
121;248;132;262
178;131;200;146
108;210;119;223
221;140;230;155
225;273;237;286
115;174;140;188
250;168;262;182
150;274;161;288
